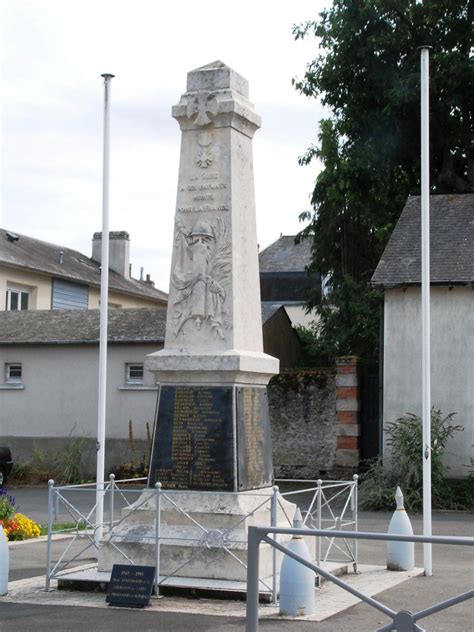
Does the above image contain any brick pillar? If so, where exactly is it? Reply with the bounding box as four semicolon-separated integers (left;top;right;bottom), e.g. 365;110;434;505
335;356;360;469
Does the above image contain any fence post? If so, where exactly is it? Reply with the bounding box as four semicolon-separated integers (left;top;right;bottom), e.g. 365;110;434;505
155;482;162;598
316;479;322;587
109;474;115;532
54;487;59;521
352;474;359;573
271;485;279;604
45;479;55;591
246;527;261;632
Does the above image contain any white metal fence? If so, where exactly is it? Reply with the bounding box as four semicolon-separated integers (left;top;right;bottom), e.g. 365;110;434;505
45;475;359;601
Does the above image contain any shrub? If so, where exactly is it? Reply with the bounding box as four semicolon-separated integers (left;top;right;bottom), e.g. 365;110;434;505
359;408;465;511
10;428;86;485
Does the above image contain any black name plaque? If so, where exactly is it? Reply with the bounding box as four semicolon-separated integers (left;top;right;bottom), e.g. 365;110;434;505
148;386;235;491
106;564;155;608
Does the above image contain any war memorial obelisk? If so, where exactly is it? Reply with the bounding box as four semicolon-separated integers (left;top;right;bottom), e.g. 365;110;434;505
147;60;278;491
99;61;292;583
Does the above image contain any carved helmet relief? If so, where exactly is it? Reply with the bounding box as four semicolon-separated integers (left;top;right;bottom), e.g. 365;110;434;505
171;217;231;340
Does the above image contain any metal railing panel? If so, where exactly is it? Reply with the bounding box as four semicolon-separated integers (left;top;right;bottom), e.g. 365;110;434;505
245;526;474;632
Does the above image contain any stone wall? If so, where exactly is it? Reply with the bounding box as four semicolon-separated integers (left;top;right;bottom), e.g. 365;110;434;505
268;358;360;479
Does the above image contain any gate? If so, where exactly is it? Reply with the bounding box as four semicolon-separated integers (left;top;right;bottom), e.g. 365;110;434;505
359;371;381;463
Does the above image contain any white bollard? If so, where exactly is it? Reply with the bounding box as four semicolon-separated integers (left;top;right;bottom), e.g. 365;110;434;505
279;508;315;616
0;524;9;595
387;487;415;571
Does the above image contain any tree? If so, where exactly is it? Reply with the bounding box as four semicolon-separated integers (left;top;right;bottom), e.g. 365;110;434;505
294;0;473;362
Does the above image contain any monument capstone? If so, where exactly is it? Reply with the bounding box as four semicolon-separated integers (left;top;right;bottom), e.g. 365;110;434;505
98;61;294;584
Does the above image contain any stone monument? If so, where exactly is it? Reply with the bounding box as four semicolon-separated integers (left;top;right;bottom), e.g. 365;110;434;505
148;60;278;490
99;61;292;585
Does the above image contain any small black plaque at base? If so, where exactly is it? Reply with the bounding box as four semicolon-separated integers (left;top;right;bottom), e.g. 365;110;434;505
106;564;155;608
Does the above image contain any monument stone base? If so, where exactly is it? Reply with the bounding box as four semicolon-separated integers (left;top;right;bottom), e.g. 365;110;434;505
98;488;296;583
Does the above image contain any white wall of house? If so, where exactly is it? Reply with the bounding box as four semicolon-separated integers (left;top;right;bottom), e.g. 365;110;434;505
383;286;473;478
283;304;317;328
88;287;165;309
0;342;161;472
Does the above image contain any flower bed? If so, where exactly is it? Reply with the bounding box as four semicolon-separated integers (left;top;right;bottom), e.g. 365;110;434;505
0;488;41;541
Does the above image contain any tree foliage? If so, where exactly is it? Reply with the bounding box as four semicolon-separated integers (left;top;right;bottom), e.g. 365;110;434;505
294;1;473;362
297;276;381;367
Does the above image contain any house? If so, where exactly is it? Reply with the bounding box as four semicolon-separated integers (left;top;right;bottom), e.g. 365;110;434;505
0;228;168;311
259;235;320;328
372;193;474;478
0;304;300;475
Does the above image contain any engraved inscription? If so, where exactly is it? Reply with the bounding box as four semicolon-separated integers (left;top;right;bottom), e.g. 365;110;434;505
236;387;273;490
242;389;265;483
149;386;235;491
106;565;155;607
178;179;227;213
180;183;226;192
177;204;229;213
171;217;231;339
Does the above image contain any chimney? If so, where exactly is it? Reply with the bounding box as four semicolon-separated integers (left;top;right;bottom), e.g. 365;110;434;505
145;273;155;287
92;231;130;278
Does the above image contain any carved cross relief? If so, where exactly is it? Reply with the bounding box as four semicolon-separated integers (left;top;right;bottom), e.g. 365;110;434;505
186;92;218;126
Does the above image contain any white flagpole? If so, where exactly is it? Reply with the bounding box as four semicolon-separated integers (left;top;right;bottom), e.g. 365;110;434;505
420;46;432;576
95;73;114;546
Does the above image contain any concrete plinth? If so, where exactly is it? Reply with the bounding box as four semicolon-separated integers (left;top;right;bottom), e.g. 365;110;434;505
98;488;295;583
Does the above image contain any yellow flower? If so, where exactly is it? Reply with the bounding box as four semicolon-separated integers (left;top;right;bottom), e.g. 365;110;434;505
11;513;41;540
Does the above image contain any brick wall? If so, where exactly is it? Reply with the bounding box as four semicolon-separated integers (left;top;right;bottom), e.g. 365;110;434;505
335;356;360;468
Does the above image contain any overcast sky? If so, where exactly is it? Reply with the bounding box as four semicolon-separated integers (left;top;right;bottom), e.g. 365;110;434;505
1;0;328;291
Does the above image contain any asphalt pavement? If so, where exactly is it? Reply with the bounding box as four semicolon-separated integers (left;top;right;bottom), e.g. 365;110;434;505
1;485;473;631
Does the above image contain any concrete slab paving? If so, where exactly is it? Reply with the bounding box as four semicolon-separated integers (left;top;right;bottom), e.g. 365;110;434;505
2;564;423;622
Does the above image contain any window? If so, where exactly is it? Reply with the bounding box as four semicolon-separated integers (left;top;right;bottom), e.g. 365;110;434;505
6;288;29;311
52;279;88;310
5;363;22;383
126;363;144;384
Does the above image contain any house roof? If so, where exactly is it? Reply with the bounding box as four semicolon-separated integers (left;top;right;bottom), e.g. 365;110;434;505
0;308;167;345
372;194;474;287
259;235;313;273
0;228;168;303
0;304;287;345
261;302;288;325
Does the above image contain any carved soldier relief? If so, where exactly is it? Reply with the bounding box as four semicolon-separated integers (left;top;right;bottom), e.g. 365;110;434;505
171;217;231;339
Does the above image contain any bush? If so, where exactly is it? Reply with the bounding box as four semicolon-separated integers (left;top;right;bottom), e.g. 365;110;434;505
9;428;86;485
359;409;465;511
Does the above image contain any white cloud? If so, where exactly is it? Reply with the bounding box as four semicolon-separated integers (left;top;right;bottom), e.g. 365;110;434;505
1;0;328;290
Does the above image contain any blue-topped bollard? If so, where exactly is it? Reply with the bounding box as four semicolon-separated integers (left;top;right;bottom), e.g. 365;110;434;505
387;487;414;571
0;524;9;595
279;508;315;616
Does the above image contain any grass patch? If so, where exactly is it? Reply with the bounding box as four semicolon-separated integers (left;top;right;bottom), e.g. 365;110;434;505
39;520;90;535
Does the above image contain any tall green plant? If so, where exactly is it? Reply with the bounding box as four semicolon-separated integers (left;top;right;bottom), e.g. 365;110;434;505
359;408;464;511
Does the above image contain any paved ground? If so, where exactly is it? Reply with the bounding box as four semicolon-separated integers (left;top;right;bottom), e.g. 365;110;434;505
1;486;472;631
